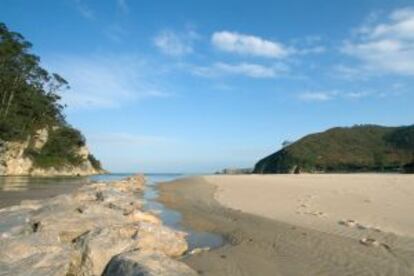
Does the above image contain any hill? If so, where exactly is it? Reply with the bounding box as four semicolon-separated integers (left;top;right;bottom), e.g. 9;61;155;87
254;125;414;174
0;23;103;176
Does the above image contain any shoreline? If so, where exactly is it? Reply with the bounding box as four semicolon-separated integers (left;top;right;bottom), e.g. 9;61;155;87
0;175;196;275
159;175;414;275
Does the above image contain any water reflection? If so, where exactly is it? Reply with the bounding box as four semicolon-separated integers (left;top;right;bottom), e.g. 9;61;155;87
143;174;224;250
0;177;29;191
0;176;90;208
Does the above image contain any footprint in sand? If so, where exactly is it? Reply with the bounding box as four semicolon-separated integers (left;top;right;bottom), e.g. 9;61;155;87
339;219;358;227
308;211;326;217
360;237;381;247
339;219;383;233
298;210;326;217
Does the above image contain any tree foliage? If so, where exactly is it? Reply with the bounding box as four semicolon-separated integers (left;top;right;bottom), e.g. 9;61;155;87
0;22;69;141
26;127;85;168
0;23;102;171
254;125;414;174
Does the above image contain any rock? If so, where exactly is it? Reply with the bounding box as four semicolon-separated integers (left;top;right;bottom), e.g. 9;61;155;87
32;128;48;150
72;222;189;275
0;232;63;263
0;139;33;175
0;127;103;176
73;225;140;276
103;250;197;276
0;175;190;276
0;245;77;276
127;210;161;225
135;222;188;257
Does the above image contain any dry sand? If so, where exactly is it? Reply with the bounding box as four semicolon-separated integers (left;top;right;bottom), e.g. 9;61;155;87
210;174;414;238
160;174;414;276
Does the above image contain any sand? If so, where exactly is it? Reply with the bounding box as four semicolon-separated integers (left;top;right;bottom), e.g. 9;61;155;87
210;174;414;238
159;175;414;276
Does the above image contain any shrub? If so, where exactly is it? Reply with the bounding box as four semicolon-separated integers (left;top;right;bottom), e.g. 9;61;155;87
88;154;102;170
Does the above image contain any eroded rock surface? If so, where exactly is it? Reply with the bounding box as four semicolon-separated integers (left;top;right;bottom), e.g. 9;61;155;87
0;128;104;176
0;175;195;275
103;250;197;276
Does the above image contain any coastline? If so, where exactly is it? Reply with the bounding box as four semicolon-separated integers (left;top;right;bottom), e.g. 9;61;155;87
159;175;414;276
0;175;196;275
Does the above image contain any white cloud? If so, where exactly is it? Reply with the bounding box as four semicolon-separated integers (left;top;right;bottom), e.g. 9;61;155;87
154;30;198;57
45;54;170;109
192;62;289;79
212;31;291;58
342;7;414;76
298;92;332;101
298;90;372;101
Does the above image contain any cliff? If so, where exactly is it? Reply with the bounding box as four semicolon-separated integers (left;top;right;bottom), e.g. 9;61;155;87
254;125;414;174
0;127;103;176
0;23;104;176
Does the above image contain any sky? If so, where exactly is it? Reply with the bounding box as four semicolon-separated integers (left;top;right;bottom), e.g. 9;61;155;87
1;0;414;173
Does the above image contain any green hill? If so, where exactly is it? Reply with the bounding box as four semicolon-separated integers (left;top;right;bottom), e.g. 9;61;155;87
254;125;414;174
0;23;102;175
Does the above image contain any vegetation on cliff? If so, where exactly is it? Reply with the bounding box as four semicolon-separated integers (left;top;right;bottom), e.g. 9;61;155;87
0;23;102;171
254;125;414;174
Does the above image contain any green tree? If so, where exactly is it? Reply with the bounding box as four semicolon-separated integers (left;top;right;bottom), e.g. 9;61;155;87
0;22;69;141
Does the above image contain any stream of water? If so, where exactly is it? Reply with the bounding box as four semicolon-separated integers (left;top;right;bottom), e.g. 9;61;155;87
142;174;223;250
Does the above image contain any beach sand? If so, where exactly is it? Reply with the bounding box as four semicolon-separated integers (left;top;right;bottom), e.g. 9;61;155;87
159;174;414;276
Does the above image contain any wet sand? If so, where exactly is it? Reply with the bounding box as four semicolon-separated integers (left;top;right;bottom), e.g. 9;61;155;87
159;175;414;276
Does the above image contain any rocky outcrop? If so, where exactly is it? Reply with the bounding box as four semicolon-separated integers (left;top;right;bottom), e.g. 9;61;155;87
0;175;196;275
0;128;103;176
0;139;33;175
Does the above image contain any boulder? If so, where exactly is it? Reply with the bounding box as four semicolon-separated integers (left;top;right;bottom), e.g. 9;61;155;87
73;225;140;276
0;175;190;276
103;250;197;276
136;222;188;257
72;222;188;275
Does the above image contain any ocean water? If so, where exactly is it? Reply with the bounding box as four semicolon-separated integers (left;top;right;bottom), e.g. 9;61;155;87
0;173;223;250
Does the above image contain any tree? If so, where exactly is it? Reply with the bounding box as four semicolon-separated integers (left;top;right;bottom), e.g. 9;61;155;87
0;22;69;141
282;140;293;148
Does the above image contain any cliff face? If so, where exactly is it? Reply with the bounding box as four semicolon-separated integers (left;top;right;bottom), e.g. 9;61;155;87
0;128;103;176
254;125;414;174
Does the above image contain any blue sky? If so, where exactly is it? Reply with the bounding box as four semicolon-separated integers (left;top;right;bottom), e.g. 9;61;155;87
2;0;414;173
